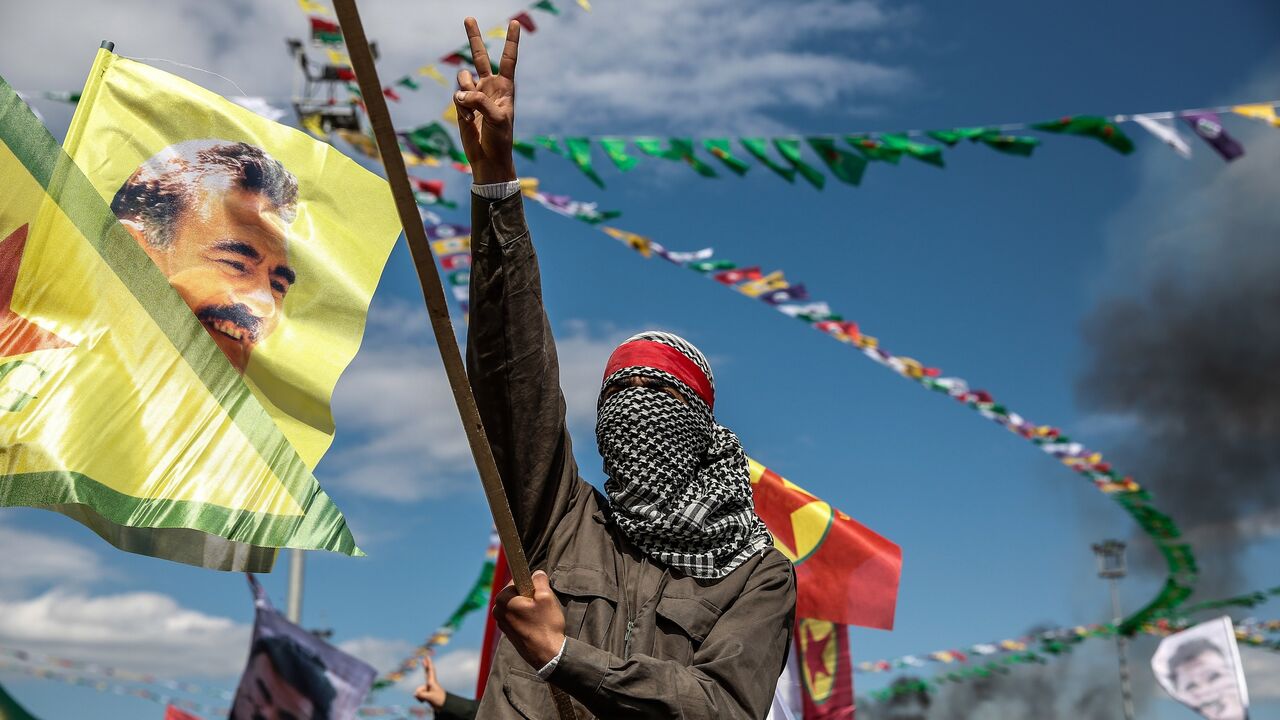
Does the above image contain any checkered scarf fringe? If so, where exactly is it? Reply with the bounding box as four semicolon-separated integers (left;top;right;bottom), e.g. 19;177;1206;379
596;334;771;579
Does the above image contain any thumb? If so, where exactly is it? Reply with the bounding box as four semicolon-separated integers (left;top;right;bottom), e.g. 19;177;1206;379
454;90;503;124
532;569;552;593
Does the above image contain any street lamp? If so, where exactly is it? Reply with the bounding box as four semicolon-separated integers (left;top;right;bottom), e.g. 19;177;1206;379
1093;540;1136;720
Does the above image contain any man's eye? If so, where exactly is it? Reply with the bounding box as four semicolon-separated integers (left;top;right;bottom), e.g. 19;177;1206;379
271;280;287;294
218;259;247;272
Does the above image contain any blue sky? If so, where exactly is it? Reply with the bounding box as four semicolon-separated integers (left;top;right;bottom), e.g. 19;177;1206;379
1;0;1278;718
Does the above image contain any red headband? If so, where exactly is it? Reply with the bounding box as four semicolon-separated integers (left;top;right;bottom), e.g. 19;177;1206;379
603;339;714;409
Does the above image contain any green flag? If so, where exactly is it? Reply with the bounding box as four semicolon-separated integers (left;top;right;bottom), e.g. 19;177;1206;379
533;0;561;14
407;121;467;163
978;131;1039;157
513;138;537;160
879;133;944;167
633;137;717;177
599;137;638;171
533;135;564;155
689;259;738;273
926;127;989;146
806;137;867;185
396;76;420;91
0;682;40;720
772;138;825;188
846;135;903;163
451;47;500;76
1032;115;1135;154
702;138;751;175
740;138;796;182
42;90;80;104
564;137;604;188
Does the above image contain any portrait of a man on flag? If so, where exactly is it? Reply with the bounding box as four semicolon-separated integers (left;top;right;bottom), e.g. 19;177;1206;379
111;140;300;373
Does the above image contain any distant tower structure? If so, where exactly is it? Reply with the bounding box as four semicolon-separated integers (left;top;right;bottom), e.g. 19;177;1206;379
283;33;377;134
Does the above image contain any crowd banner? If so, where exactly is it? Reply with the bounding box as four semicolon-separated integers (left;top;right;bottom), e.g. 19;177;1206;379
0;52;399;570
232;575;376;720
1152;616;1250;720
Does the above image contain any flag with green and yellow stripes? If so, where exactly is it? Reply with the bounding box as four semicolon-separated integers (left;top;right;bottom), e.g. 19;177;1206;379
0;50;400;571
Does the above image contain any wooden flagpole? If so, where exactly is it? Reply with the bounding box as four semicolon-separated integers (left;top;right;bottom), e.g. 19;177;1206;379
330;3;576;716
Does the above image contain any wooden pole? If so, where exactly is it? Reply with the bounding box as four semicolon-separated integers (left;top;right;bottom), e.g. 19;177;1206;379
330;3;576;717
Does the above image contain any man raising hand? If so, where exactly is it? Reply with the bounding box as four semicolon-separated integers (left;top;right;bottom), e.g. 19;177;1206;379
456;17;796;719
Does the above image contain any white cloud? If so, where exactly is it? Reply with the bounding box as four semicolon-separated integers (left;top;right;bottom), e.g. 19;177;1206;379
338;635;416;679
320;301;635;502
432;648;482;696
337;637;481;700
4;0;915;140
0;589;250;678
0;518;107;597
513;0;915;134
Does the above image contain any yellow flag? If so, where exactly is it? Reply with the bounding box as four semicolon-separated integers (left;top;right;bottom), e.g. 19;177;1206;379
298;0;329;14
1233;103;1280;128
0;51;399;571
442;101;459;126
325;47;351;66
417;65;449;87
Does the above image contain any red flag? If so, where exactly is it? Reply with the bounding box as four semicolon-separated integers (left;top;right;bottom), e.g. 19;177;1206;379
382;87;401;102
796;619;855;719
164;706;203;720
511;11;538;32
440;252;471;271
410;177;447;197
749;459;901;629
713;266;762;285
475;547;511;699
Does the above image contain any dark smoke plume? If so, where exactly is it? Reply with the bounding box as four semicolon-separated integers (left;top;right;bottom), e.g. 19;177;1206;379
1076;103;1280;596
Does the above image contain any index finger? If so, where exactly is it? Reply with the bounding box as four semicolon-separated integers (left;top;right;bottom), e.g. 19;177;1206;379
499;20;520;80
463;17;493;78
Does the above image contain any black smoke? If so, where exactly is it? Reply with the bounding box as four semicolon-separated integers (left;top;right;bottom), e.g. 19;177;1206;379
1076;102;1280;596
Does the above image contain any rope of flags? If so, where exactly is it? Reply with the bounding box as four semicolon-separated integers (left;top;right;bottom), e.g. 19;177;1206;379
855;586;1280;676
868;615;1280;702
511;102;1279;189
505;183;1198;632
0;646;232;701
0;659;227;717
371;532;501;689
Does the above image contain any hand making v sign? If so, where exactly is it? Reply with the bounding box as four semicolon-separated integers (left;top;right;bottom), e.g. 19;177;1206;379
453;17;519;184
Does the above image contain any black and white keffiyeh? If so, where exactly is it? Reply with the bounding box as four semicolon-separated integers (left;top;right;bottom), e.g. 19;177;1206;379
596;331;772;579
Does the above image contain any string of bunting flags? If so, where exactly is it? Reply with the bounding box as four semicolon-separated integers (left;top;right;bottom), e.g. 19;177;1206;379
867;614;1280;702
3;587;1273;717
507;101;1279;189
507;182;1199;633
371;533;501;689
855;587;1280;677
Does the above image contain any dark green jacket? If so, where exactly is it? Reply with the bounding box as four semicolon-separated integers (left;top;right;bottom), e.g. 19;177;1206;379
466;191;796;720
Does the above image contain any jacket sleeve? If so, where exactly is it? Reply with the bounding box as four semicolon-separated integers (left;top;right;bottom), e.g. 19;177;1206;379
435;692;480;720
549;557;797;719
465;190;581;566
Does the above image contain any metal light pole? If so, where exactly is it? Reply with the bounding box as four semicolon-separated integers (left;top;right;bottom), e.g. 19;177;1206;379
286;548;305;624
1093;540;1136;720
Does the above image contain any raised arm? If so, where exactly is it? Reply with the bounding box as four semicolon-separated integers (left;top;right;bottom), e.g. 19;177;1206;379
457;18;578;563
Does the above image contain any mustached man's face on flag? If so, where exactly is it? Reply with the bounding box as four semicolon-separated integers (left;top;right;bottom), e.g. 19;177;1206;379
232;635;335;720
112;140;299;373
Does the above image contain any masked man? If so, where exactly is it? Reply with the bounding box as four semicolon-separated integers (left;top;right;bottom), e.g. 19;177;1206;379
455;17;796;719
